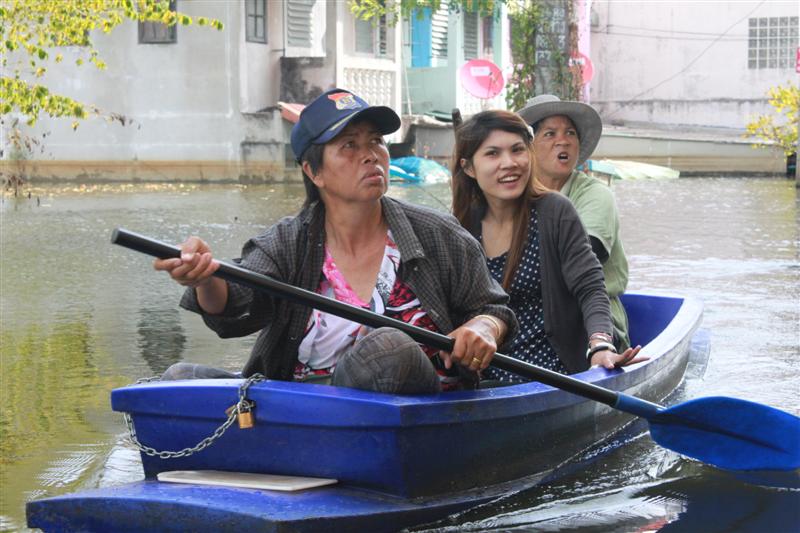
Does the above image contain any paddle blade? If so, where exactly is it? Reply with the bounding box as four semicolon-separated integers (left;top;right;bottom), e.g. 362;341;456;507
649;396;800;472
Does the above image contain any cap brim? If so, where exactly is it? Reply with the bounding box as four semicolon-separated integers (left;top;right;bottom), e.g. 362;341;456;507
313;106;401;146
518;101;602;166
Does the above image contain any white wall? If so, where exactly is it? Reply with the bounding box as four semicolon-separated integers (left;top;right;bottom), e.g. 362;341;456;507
590;0;799;130
15;1;240;162
4;1;295;181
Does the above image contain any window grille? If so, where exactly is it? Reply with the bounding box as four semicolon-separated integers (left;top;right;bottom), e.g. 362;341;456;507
748;16;798;69
431;5;449;59
464;12;479;60
287;0;314;48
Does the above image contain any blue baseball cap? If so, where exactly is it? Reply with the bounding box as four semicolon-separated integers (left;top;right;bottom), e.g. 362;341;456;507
291;88;401;161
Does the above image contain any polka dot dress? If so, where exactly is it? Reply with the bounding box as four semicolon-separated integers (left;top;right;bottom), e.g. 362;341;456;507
482;209;565;382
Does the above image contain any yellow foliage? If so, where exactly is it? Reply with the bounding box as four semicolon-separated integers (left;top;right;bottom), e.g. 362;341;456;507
744;83;799;157
0;0;224;130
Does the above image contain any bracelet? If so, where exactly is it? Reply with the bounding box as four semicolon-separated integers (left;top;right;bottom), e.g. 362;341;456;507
589;332;613;344
474;314;503;342
586;341;617;361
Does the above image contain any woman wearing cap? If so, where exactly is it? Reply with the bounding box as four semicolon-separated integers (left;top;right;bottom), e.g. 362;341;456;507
451;110;643;382
518;94;632;352
154;88;516;394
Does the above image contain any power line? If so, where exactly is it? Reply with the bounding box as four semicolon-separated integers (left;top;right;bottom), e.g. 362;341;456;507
606;22;796;37
596;30;751;41
604;0;768;119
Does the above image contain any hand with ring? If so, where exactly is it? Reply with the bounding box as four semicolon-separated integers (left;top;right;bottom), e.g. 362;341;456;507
440;320;498;372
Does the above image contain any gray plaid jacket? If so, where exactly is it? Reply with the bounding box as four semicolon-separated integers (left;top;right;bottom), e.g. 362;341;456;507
181;196;518;382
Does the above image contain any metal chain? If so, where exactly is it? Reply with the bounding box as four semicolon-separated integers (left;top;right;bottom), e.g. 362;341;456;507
122;373;266;459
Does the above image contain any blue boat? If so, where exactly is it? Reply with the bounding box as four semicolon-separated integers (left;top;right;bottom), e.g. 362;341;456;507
26;292;705;532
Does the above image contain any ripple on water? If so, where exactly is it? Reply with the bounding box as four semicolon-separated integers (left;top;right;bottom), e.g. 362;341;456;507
38;445;103;488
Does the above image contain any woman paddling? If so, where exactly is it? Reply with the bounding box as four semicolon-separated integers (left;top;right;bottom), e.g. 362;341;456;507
451;110;643;382
154;89;517;393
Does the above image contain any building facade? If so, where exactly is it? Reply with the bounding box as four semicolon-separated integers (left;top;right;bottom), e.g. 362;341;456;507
590;0;799;130
404;4;510;117
5;0;403;182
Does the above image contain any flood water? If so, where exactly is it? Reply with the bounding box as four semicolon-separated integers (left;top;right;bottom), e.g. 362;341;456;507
1;177;798;532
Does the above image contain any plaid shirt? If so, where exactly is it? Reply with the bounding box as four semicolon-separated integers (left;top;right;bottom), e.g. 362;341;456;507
181;196;518;383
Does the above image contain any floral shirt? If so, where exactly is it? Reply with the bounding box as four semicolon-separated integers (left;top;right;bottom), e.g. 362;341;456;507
295;230;461;389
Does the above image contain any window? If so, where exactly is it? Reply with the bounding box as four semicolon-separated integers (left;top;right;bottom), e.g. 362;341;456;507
410;2;449;67
482;16;494;57
246;0;267;43
287;0;313;48
463;12;479;60
431;4;449;59
139;0;177;44
464;12;494;60
284;0;326;57
354;13;388;56
748;16;798;69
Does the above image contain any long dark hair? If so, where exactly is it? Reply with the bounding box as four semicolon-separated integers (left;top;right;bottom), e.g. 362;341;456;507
451;110;549;290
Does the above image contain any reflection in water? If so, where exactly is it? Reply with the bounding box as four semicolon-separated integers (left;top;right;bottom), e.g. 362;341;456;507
653;474;800;533
0;321;120;531
435;475;800;533
136;305;186;374
1;179;797;531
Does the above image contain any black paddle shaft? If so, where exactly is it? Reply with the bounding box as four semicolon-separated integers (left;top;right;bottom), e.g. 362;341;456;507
111;228;620;406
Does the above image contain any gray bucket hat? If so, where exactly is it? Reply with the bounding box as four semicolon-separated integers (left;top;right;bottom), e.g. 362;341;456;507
517;94;602;166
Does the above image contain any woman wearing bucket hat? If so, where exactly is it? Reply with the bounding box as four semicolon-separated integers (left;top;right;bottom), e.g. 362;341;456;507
518;94;632;352
154;88;517;394
451;110;644;382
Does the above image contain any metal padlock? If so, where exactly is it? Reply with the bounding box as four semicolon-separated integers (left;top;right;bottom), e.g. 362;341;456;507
237;400;255;429
226;400;255;429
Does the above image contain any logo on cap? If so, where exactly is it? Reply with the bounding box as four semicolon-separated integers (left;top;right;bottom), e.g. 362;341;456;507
328;92;361;110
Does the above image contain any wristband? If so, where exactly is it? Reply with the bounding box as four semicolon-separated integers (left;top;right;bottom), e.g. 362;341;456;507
586;341;617;361
589;332;613;344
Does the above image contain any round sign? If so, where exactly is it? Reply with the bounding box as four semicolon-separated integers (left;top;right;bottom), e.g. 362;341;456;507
569;52;594;84
459;59;505;100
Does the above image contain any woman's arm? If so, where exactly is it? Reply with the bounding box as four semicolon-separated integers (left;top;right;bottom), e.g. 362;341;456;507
555;201;646;369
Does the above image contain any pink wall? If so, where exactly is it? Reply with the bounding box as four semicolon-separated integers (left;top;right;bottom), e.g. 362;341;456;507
576;0;592;102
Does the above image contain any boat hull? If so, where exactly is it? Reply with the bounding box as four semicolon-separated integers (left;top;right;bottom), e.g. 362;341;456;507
26;292;704;531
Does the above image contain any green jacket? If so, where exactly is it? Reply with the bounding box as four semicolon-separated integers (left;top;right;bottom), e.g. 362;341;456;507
562;170;630;349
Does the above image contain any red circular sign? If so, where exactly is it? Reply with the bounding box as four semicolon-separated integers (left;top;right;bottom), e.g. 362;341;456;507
460;59;505;99
570;52;594;84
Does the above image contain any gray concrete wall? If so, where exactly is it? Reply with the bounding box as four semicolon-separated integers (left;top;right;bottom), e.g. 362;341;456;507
3;1;290;182
2;0;409;183
590;0;798;131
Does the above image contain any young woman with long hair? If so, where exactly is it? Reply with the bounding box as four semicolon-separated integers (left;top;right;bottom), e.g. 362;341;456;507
451;110;643;382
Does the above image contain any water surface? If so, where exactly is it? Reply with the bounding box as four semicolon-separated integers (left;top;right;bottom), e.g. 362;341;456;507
1;178;798;531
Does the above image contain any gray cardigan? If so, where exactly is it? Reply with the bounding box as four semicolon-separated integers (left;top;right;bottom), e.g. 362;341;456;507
469;192;611;374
